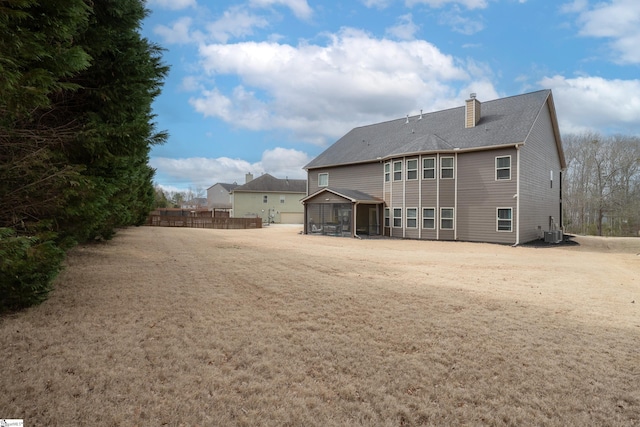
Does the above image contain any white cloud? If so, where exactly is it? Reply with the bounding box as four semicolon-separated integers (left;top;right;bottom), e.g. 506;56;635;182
150;148;309;190
154;17;193;45
438;6;485;34
249;0;313;20
191;28;481;145
386;14;420;40
539;75;640;135
361;0;393;8
406;0;489;10
206;6;270;43
568;0;640;64
147;0;196;11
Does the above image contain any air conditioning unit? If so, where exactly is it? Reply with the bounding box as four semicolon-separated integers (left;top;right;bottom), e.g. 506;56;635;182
544;230;563;244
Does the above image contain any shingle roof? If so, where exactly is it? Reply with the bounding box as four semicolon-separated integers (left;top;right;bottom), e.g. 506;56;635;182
232;173;307;193
305;90;555;169
301;187;383;204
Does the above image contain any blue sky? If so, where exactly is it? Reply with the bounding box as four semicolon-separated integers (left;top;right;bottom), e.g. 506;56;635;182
142;0;640;192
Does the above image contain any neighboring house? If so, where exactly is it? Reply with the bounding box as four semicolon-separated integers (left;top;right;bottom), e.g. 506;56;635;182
207;182;238;214
181;198;208;209
231;173;307;224
302;90;566;244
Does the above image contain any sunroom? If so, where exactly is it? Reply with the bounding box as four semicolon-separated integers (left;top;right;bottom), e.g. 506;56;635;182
302;188;384;238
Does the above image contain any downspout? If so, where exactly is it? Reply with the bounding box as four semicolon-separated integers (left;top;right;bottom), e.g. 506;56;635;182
454;150;458;240
352;202;358;239
515;145;521;246
418;156;422;240
436;153;440;241
402;157;406;239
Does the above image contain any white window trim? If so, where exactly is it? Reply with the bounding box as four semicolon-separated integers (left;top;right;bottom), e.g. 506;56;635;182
440;207;454;230
406;159;418;181
406;207;418;228
422;157;436;180
318;172;329;187
422;207;435;229
384;162;391;182
384;208;390;227
392;207;402;228
495;156;511;181
496;207;513;232
441;156;454;179
393;161;402;181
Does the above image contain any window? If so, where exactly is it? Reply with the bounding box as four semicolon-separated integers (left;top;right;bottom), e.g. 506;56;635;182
441;157;454;179
384;163;391;182
393;161;402;181
393;208;402;227
407;159;418;180
423;208;435;229
550;170;553;188
441;208;454;229
263;195;268;203
496;156;511;180
384;208;390;227
280;195;285;204
406;208;417;228
318;173;329;187
497;208;512;232
423;157;435;179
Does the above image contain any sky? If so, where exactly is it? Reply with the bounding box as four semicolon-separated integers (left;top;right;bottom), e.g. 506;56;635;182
141;0;640;192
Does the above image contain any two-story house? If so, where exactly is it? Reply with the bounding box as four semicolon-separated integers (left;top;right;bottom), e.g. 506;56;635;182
302;90;565;244
231;173;307;224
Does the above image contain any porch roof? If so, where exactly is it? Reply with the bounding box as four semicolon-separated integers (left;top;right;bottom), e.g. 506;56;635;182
301;187;384;204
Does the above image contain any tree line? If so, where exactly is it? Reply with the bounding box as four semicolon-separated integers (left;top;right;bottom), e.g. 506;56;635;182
562;132;640;237
0;0;168;311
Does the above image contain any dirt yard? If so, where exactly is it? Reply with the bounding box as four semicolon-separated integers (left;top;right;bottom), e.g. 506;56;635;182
1;226;639;426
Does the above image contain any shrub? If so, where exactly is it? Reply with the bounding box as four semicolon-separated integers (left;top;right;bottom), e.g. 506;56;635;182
0;228;65;312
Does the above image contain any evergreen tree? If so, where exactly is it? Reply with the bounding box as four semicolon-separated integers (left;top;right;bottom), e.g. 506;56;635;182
0;0;168;311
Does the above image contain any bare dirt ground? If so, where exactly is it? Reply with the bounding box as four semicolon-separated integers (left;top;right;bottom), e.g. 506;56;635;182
1;226;639;426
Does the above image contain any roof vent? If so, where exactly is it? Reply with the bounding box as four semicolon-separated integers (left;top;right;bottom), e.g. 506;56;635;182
419;109;423;120
465;94;481;128
405;114;409;124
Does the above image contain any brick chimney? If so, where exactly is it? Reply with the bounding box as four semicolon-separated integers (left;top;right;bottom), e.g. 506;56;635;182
465;93;481;128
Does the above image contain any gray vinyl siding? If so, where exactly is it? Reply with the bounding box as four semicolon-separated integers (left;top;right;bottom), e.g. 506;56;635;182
519;101;562;243
308;162;383;197
457;148;518;244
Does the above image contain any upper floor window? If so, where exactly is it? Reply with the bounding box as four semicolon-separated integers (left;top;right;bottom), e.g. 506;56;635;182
407;159;418;180
441;157;454;179
423;157;435;179
393;161;402;181
496;156;511;180
393;208;402;227
406;208;417;228
423;208;435;229
280;195;285;204
318;173;329;187
263;195;268;203
384;163;391;182
441;208;454;229
497;208;513;232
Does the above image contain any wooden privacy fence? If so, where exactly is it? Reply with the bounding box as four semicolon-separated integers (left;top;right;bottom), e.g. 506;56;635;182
146;215;262;229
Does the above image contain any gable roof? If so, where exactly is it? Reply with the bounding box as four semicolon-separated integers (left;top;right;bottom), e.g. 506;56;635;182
301;187;383;204
232;173;306;193
207;182;238;192
305;90;564;169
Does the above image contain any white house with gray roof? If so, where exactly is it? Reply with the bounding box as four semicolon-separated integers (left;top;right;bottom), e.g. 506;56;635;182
302;90;566;244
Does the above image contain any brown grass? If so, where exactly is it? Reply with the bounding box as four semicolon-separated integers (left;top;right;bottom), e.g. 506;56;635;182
1;226;639;426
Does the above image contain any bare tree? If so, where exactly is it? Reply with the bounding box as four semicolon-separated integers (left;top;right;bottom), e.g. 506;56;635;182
563;132;640;236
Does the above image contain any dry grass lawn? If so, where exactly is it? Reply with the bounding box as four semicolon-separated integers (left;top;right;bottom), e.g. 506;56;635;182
1;226;639;426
